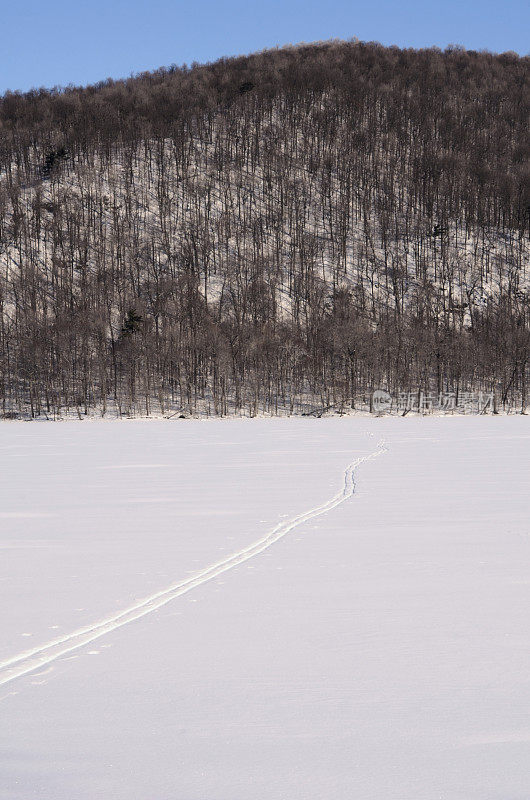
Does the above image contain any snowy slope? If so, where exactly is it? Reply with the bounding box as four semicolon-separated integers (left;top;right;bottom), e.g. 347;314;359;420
1;417;529;799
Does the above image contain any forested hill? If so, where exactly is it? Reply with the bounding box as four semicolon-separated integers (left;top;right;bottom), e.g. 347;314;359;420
0;41;528;417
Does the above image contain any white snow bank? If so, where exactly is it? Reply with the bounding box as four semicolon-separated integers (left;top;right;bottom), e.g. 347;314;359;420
0;416;529;799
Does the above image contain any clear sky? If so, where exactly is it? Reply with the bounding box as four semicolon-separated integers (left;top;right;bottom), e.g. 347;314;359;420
1;0;528;95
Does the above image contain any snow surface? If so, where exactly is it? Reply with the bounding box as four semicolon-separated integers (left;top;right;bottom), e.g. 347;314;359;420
0;416;529;799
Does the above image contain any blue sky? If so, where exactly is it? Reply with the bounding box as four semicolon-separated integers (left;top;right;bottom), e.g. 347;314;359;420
1;0;528;94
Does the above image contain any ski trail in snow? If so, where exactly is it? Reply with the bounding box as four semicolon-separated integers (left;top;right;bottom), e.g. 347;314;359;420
0;440;386;687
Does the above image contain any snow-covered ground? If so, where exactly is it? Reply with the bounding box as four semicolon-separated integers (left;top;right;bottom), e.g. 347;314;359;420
1;416;529;799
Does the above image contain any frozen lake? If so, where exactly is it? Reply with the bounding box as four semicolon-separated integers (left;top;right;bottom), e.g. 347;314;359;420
1;416;529;799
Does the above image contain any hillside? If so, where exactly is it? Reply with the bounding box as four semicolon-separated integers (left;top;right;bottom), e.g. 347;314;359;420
0;41;528;417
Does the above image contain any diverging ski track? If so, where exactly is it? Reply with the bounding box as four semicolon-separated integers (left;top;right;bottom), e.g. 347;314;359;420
0;440;387;687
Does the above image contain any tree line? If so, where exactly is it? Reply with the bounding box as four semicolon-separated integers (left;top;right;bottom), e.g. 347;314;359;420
0;40;528;417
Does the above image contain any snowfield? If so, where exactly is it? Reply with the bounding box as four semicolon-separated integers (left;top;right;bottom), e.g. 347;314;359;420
0;416;529;799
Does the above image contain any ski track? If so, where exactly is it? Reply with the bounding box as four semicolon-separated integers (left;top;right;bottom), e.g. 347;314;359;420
0;441;386;688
